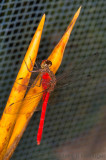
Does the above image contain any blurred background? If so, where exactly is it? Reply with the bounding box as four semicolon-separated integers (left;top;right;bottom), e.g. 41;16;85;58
0;0;106;160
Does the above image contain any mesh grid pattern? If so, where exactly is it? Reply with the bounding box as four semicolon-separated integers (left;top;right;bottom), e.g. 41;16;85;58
0;0;106;160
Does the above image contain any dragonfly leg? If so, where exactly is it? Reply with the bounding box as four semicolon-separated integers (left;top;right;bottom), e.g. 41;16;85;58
31;73;43;88
15;80;31;88
24;59;40;73
29;56;43;72
38;75;43;87
36;58;41;67
29;56;39;69
29;56;34;68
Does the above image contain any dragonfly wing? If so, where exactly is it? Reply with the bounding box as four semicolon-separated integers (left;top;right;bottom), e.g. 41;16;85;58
15;72;42;89
55;53;98;89
4;90;45;115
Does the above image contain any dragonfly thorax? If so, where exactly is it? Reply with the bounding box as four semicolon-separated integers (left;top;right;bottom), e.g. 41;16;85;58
40;60;56;92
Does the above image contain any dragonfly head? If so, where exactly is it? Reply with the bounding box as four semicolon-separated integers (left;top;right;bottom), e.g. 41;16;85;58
41;60;52;69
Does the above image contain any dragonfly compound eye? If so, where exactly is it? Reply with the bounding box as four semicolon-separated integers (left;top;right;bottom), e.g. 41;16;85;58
45;60;52;67
41;60;52;68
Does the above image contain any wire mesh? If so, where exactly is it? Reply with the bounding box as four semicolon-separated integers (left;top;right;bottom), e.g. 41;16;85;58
0;0;106;160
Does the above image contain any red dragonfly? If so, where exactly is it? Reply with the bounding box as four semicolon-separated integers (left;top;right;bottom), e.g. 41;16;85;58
4;53;95;145
5;59;57;145
28;59;57;145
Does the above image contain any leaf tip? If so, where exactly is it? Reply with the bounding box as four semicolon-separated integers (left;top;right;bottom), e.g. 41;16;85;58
78;6;82;13
42;13;46;21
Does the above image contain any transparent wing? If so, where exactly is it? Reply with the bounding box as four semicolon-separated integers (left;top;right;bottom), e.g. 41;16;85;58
48;53;97;104
4;89;45;115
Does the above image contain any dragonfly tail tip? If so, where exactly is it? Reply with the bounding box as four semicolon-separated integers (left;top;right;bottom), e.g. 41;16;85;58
37;141;40;145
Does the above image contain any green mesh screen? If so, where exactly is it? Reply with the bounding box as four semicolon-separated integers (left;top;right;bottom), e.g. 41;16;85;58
0;0;106;160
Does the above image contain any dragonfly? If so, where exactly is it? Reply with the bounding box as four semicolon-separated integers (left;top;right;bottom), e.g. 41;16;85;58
4;53;96;145
25;59;57;145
